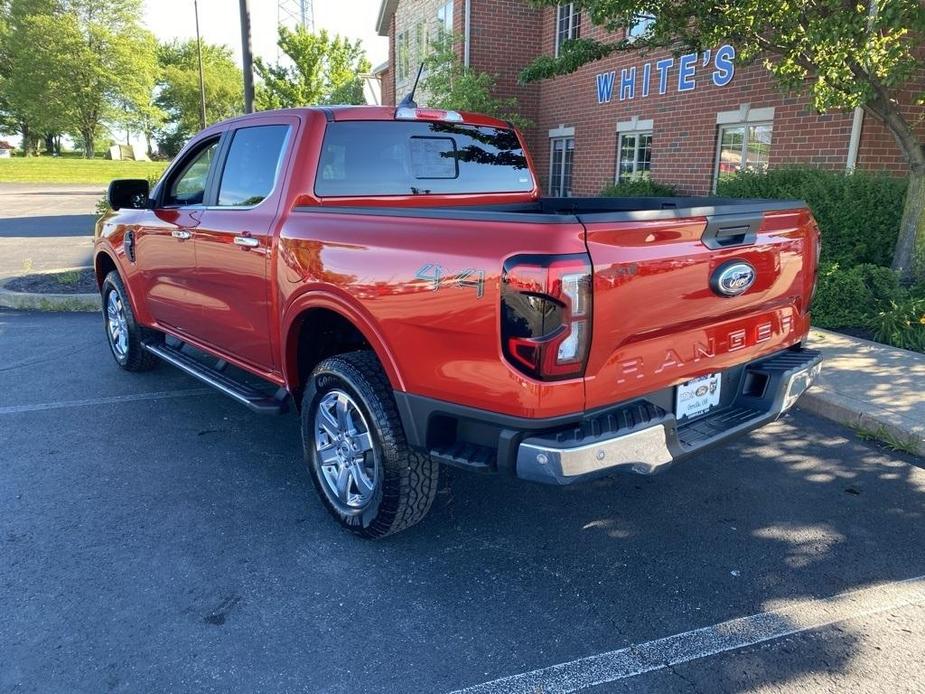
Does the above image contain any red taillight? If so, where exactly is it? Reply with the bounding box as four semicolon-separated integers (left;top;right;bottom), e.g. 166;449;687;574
501;254;592;381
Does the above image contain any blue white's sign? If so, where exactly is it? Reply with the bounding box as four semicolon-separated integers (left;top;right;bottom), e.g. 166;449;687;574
595;44;736;104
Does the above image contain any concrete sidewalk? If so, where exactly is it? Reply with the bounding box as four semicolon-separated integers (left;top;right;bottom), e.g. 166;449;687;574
800;329;924;456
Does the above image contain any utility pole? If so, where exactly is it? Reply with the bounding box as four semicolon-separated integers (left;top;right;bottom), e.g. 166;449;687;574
194;0;207;129
239;0;255;113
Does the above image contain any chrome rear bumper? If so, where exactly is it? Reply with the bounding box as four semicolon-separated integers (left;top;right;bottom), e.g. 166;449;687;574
515;348;822;485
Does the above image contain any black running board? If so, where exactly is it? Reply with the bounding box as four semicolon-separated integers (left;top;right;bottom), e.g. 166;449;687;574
142;341;289;415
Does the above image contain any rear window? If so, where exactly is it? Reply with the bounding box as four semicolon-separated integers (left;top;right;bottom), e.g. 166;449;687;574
315;121;534;197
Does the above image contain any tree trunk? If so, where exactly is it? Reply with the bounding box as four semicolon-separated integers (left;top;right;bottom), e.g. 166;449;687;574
44;133;55;155
82;130;95;159
862;96;925;282
20;123;32;157
892;171;925;282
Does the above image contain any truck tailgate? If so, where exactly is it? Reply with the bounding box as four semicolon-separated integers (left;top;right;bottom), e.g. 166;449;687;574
582;204;819;410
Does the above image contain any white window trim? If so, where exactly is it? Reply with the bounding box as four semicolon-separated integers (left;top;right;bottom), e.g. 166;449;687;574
436;1;454;38
555;3;579;57
616;130;653;182
549;135;575;197
549;125;575;139
713;120;774;192
616;117;654;133
716;104;775;125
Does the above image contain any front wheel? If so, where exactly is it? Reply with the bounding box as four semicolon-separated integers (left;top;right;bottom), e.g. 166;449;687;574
301;351;439;539
101;271;160;372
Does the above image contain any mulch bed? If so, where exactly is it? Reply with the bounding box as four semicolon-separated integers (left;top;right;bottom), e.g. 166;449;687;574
5;268;97;294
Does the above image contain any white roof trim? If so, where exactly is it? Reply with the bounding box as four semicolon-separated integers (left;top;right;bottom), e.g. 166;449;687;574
376;0;398;37
717;104;775;125
548;125;575;138
616;117;654;133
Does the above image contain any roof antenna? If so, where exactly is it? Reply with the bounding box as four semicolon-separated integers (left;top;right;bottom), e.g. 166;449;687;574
398;63;425;109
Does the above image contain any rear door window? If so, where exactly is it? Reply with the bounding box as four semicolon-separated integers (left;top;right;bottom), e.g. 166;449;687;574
315;121;534;196
217;125;290;207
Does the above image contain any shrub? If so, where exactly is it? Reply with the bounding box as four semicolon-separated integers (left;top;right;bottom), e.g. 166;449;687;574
717;167;907;267
601;176;677;197
812;263;905;329
869;297;925;353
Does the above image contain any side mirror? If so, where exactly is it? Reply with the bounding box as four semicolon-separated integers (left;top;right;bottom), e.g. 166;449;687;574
108;179;151;211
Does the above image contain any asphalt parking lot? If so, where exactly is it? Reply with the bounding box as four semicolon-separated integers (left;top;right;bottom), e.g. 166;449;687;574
0;185;99;279
1;310;923;693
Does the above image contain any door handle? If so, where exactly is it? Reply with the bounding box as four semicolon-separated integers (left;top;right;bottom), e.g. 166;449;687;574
171;230;192;240
234;235;260;249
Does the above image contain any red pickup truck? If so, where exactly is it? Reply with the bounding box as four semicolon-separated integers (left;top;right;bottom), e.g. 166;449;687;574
95;105;822;538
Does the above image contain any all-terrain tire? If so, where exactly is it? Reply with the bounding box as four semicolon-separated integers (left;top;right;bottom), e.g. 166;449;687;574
101;271;161;372
301;351;439;539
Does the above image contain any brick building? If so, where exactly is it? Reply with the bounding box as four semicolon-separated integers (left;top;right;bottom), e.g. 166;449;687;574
375;0;924;196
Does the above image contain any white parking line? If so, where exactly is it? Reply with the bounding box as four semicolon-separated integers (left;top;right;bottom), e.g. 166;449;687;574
450;575;925;694
0;389;213;415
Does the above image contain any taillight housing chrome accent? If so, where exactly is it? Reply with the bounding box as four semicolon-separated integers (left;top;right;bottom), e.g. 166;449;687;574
501;254;593;381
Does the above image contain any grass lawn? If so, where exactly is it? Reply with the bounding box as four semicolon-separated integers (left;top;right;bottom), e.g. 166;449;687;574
0;157;167;184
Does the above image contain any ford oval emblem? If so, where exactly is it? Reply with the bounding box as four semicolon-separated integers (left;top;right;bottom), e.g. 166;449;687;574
711;261;756;297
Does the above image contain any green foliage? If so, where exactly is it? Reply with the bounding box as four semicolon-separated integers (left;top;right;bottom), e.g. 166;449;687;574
717;167;908;267
521;1;925;277
812;262;905;330
600;175;676;197
520;1;924;114
155;40;243;156
421;34;531;130
869;297;925;353
254;27;370;110
0;0;158;158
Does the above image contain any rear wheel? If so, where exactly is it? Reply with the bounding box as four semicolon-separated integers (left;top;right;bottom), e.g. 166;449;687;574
301;351;439;538
101;271;160;372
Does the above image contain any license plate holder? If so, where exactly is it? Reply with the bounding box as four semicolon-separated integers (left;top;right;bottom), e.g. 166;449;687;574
676;373;722;421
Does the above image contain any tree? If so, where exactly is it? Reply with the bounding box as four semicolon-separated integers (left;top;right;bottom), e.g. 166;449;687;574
422;33;532;130
0;0;65;155
1;0;158;158
155;40;242;156
520;1;925;281
254;27;370;110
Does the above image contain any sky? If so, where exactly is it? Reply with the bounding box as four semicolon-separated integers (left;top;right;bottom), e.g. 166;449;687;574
143;0;389;100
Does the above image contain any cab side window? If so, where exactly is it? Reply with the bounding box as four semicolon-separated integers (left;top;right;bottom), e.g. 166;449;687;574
164;138;220;207
217;125;290;207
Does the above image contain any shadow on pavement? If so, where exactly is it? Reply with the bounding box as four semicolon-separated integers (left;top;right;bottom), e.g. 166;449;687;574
0;312;923;692
0;214;96;238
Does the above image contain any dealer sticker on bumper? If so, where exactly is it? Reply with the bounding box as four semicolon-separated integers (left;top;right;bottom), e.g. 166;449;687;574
676;373;722;421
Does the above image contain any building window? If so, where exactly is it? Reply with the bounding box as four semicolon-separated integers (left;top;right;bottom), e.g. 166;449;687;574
415;21;427;63
550;136;575;197
437;1;454;37
556;3;581;57
626;13;655;41
397;31;410;82
715;123;773;184
616;131;652;181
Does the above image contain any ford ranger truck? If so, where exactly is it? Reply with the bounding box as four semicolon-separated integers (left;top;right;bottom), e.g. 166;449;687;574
95;106;822;538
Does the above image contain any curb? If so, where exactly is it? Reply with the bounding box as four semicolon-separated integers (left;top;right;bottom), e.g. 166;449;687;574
797;391;924;457
0;270;100;313
796;330;924;457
